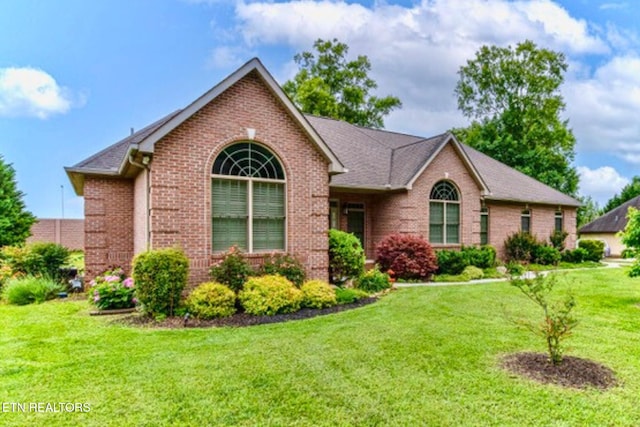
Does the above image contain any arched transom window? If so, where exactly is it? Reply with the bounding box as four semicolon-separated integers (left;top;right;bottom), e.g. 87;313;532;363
429;181;460;244
211;142;285;253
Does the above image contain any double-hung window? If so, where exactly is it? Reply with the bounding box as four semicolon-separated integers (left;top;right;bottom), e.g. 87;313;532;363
429;181;460;244
211;142;285;253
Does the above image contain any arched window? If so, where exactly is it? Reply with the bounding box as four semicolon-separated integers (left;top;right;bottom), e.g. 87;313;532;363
211;142;285;252
429;181;460;244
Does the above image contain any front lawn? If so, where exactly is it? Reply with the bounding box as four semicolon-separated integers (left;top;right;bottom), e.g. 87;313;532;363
1;268;639;426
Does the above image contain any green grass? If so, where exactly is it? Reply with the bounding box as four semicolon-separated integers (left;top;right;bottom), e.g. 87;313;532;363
1;268;639;426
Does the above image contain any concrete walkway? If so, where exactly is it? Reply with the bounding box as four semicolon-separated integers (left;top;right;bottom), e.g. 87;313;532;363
394;259;625;288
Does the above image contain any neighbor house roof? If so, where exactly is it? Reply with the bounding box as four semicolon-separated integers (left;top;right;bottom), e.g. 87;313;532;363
580;195;640;234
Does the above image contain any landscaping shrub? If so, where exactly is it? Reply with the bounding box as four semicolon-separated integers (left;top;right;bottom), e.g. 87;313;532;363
462;265;484;280
355;268;392;293
186;282;236;319
504;231;542;263
29;242;70;280
462;245;497;269
561;247;589;264
132;247;189;318
2;276;63;305
335;287;370;305
436;249;468;275
0;264;13;289
210;246;254;292
375;233;438;281
88;267;136;310
507;262;526;276
259;253;306;287
301;280;337;309
329;229;365;285
549;230;568;251
0;243;69;280
621;248;636;259
578;240;605;262
628;260;640;278
510;273;578;365
533;245;561;266
239;275;303;315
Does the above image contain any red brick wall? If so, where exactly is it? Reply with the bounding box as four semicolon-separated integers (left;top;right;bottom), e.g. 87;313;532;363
84;177;134;280
148;71;330;285
28;219;84;250
486;202;578;259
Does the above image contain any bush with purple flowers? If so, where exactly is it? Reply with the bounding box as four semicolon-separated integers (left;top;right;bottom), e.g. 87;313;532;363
88;267;137;310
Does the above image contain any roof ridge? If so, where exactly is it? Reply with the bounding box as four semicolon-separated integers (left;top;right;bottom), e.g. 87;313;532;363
393;132;449;150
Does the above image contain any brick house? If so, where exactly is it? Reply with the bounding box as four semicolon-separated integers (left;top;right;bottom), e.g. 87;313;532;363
65;58;580;284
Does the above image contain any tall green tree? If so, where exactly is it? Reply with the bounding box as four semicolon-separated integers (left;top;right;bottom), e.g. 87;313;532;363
453;40;579;196
283;38;402;128
0;155;36;247
602;176;640;213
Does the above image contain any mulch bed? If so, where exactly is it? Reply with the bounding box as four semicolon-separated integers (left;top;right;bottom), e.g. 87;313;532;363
115;297;378;329
502;352;617;390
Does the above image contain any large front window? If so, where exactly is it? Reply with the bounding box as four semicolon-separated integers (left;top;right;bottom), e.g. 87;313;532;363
211;142;285;252
429;181;460;244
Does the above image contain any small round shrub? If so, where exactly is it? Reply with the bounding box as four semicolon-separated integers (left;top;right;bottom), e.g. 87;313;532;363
462;245;497;269
506;262;526;276
186;282;236;319
259;253;306;287
561;247;589;264
239;275;303;315
355;268;391;293
3;276;63;305
621;248;637;259
533;245;561;266
462;265;484;280
335;287;370;305
132;247;189;318
436;250;468;275
578;239;605;262
301;280;336;309
210;246;253;292
504;231;541;263
29;242;70;280
329;229;365;285
375;233;437;281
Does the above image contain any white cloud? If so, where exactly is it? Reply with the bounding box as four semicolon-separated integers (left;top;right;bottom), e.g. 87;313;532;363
578;165;629;203
0;67;74;119
226;0;613;135
564;55;640;162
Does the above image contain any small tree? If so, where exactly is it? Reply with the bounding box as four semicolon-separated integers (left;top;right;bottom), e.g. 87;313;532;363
619;207;640;277
510;273;578;365
0;155;36;247
328;229;365;285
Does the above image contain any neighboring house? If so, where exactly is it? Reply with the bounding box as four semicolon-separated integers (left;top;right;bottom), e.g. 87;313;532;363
65;58;580;284
27;218;84;251
579;195;640;257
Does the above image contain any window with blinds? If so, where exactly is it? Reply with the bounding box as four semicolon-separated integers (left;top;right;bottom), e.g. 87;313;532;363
212;142;285;253
429;181;460;244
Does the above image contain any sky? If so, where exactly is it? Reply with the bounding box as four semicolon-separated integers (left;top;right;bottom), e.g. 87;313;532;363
1;0;640;219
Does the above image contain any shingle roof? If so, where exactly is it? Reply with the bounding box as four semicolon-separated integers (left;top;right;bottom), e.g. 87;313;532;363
461;145;581;207
579;195;640;233
69;110;182;172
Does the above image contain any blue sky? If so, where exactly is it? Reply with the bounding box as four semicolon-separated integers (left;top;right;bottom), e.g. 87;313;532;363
1;0;639;219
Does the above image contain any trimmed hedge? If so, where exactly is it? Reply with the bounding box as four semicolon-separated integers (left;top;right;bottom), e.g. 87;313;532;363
578;239;605;262
132;247;189;318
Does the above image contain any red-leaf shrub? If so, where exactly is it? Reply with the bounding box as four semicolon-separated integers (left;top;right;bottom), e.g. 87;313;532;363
375;234;438;281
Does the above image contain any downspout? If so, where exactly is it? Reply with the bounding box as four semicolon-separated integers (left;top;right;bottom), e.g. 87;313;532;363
129;154;151;250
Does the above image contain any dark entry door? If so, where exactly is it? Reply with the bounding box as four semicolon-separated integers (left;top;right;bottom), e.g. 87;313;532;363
346;205;365;248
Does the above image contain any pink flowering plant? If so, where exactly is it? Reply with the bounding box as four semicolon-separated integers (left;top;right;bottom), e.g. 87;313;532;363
88;267;137;310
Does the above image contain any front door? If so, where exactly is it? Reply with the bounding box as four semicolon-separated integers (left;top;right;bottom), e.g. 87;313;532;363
346;203;365;248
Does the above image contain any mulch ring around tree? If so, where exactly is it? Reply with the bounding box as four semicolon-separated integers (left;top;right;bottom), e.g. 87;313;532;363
502;352;617;390
114;297;378;329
